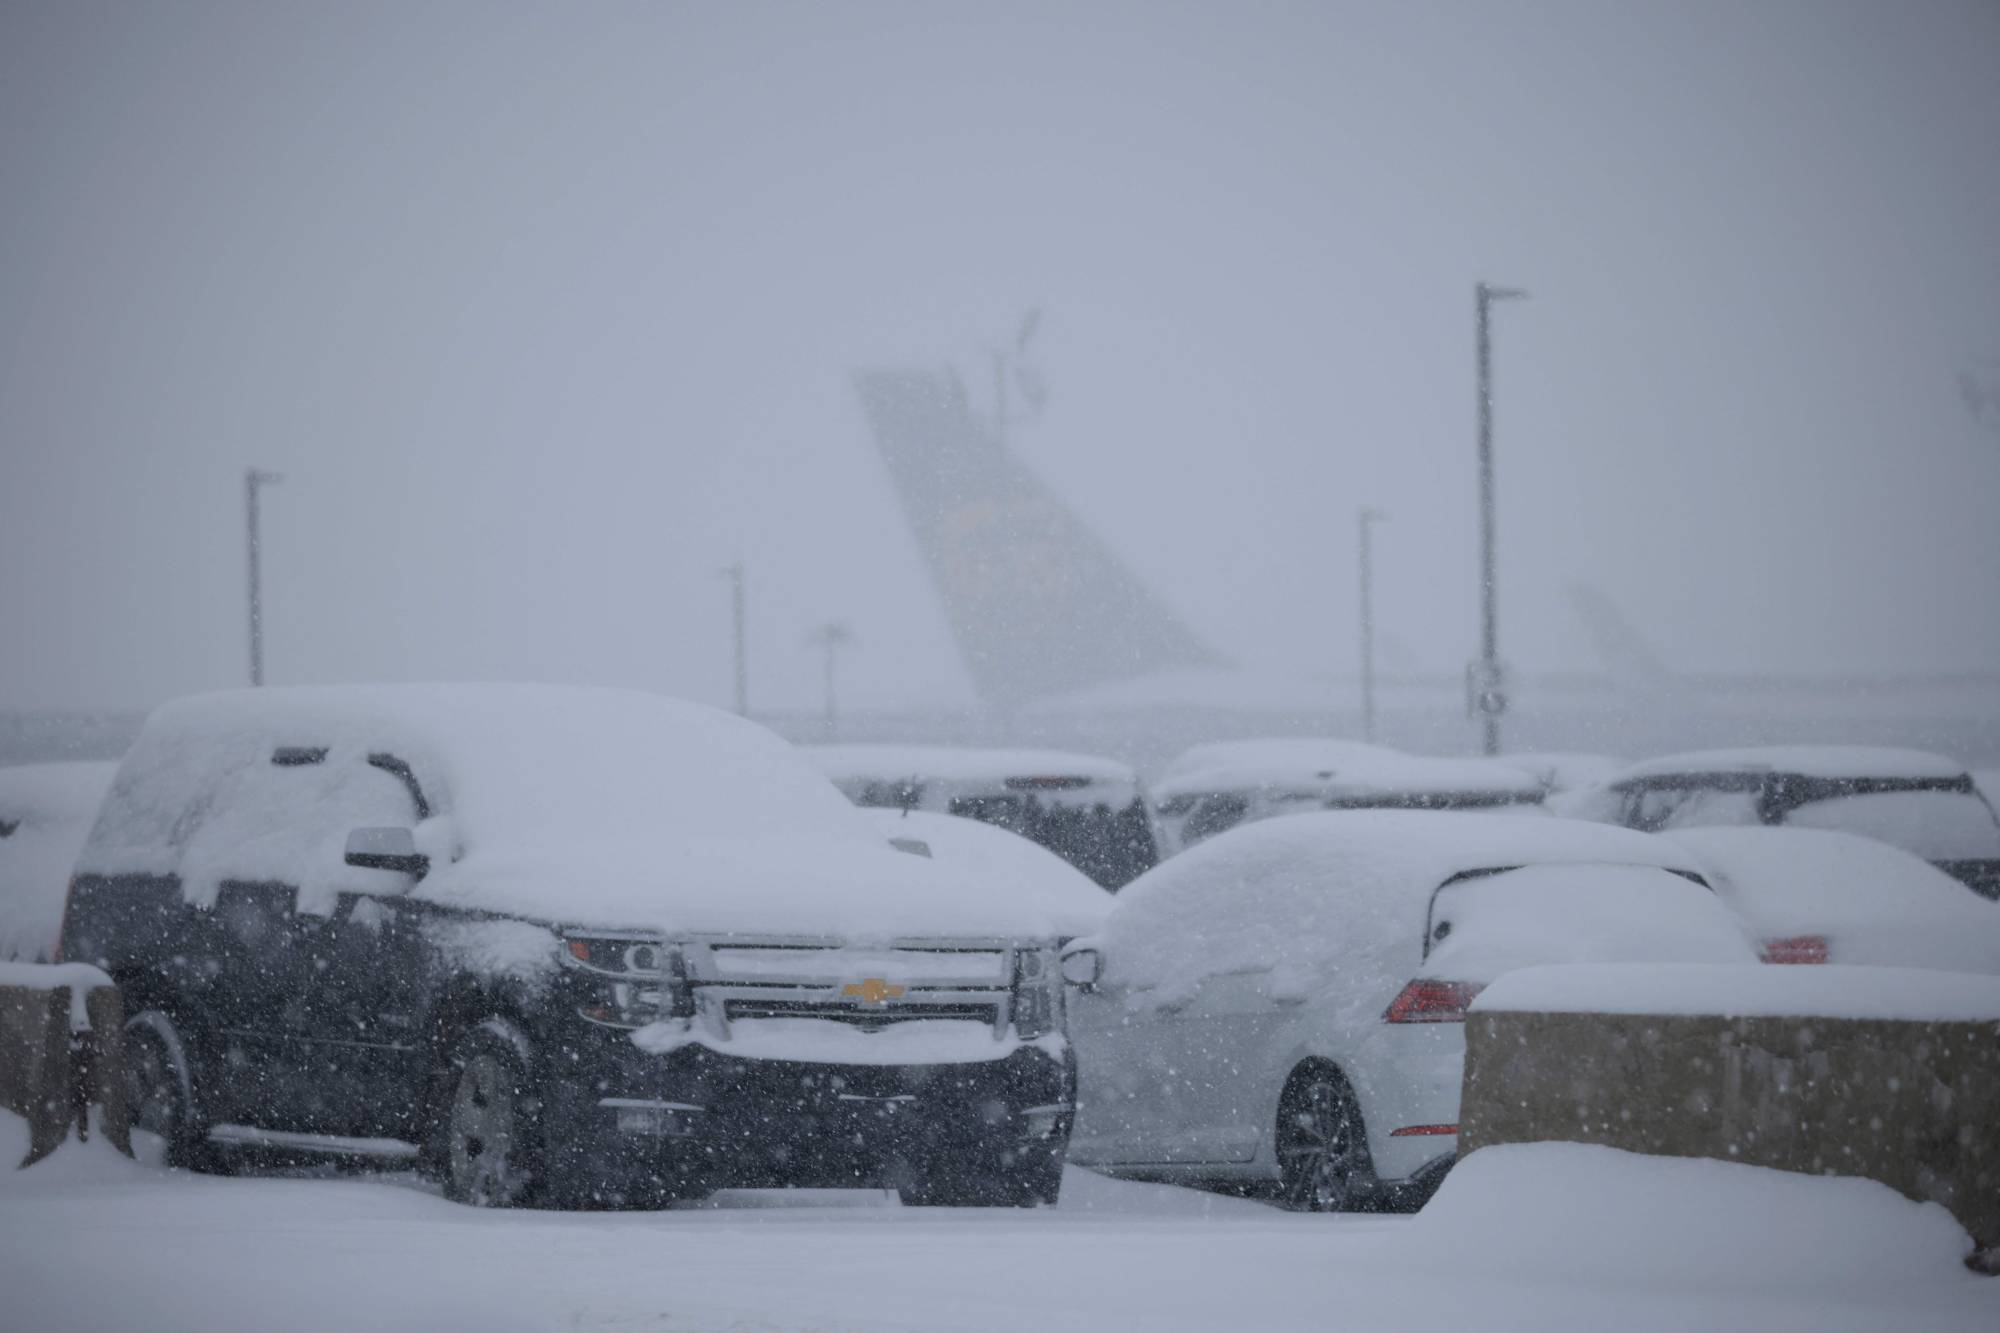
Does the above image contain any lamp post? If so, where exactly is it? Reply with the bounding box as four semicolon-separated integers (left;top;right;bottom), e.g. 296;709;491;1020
1474;281;1528;756
721;562;748;716
1357;507;1387;743
807;620;853;740
244;467;284;687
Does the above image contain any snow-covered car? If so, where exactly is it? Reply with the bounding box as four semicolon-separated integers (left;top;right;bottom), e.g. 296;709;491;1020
0;761;117;962
806;743;1157;888
1493;751;1626;798
1555;746;2000;900
1150;738;1546;856
862;807;1113;941
1062;811;1757;1211
1665;826;2000;972
60;687;1073;1208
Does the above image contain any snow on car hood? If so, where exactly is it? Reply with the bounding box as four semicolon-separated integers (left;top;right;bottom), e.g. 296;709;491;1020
859;808;1111;939
419;829;1057;940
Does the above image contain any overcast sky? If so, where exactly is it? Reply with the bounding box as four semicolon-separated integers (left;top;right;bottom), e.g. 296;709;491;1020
3;0;1997;715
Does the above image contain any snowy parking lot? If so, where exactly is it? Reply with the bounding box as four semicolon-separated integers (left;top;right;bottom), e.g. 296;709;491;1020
3;1119;1993;1333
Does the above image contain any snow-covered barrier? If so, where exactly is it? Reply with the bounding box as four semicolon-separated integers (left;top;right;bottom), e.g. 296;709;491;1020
1458;964;2000;1264
0;962;131;1166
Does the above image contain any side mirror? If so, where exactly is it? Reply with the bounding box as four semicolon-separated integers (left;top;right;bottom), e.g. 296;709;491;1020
344;827;430;880
1060;947;1103;991
888;837;933;858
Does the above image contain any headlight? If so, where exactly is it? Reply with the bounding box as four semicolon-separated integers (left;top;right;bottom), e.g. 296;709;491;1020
1011;944;1062;1039
563;933;694;1027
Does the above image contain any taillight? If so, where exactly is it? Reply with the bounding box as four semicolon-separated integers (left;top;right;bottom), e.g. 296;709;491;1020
1384;979;1484;1023
1760;935;1828;965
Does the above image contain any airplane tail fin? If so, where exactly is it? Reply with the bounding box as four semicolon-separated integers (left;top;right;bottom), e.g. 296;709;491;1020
1568;583;1678;696
854;368;1226;710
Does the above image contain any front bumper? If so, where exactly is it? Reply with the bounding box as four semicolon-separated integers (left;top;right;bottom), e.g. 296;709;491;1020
548;1029;1074;1192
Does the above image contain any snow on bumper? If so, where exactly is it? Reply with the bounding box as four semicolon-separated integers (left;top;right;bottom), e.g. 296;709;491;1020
630;1016;1069;1066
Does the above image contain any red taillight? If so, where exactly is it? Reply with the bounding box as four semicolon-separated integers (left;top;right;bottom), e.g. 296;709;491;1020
1760;935;1828;965
1384;979;1484;1023
1389;1124;1459;1137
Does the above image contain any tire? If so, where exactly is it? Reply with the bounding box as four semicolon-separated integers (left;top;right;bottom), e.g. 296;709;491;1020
1275;1068;1369;1212
898;1146;1063;1208
123;1010;228;1174
433;1022;544;1207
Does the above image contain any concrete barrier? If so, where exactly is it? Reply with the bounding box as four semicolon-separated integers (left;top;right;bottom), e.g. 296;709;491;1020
0;962;132;1166
1459;964;2000;1262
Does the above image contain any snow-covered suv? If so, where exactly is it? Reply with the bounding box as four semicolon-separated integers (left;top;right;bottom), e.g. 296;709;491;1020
59;686;1072;1207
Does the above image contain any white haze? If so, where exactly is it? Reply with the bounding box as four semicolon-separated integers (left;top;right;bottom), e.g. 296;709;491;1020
2;0;1997;715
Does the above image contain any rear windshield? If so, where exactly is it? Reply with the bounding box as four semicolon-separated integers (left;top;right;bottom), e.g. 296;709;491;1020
1420;863;1752;983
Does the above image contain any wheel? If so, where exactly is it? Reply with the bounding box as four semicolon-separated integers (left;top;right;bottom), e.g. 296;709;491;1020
898;1147;1063;1208
123;1010;227;1173
435;1024;542;1207
1275;1069;1367;1212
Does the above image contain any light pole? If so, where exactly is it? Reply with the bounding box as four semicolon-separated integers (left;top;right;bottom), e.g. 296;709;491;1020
807;620;853;740
1357;507;1387;743
1474;281;1528;756
244;467;284;687
721;562;748;716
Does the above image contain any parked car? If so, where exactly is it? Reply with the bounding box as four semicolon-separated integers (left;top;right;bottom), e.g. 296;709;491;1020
0;761;117;962
807;743;1158;889
1062;811;1756;1211
1492;752;1626;799
1665;826;2000;972
1555;746;2000;900
861;807;1113;942
61;687;1072;1208
1150;739;1546;855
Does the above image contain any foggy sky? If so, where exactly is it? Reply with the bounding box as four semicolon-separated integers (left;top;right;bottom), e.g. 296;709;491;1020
4;0;1997;716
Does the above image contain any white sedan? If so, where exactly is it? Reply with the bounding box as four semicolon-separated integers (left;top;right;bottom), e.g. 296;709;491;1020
1063;810;1758;1211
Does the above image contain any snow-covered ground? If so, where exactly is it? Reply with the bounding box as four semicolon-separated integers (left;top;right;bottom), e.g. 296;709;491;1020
2;1115;1991;1332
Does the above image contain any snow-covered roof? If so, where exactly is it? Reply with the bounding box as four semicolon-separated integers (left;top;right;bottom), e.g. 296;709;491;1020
0;761;118;824
1157;737;1400;782
1664;826;2000;973
806;743;1137;788
1474;961;2000;1022
78;686;1055;940
1606;746;1970;785
862;808;1111;939
1152;743;1544;805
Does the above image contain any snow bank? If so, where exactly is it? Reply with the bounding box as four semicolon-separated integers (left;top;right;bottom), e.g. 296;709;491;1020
0;761;116;962
1474;961;2000;1022
76;686;1055;941
1414;1143;1977;1289
1668;826;2000;973
863;808;1111;938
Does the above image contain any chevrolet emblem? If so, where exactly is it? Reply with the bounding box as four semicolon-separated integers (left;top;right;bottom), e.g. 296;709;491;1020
842;978;906;1007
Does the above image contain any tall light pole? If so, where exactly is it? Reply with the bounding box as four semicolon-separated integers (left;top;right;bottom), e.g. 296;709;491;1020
1357;507;1387;743
807;620;853;740
1474;281;1527;756
244;467;284;687
721;561;748;716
